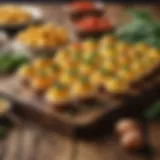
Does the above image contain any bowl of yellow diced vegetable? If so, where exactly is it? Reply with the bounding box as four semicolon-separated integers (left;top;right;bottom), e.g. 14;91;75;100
12;23;70;57
0;4;43;36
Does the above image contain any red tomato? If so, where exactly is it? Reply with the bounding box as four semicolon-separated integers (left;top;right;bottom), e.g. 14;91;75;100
71;2;94;12
98;20;112;31
75;17;112;32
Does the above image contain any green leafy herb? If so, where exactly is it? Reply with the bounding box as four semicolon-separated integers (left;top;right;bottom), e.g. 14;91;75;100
116;9;160;49
80;76;89;84
53;83;68;90
68;69;78;76
100;68;112;76
51;64;60;72
38;70;48;77
0;53;28;73
0;126;8;139
143;101;160;119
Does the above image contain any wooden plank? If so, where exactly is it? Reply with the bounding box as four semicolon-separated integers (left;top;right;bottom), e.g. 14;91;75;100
3;127;22;160
0;124;75;160
35;130;74;160
18;125;42;160
76;136;147;160
148;121;160;160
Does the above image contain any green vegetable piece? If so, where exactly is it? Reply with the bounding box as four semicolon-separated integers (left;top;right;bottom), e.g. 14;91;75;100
143;101;160;119
0;126;8;139
80;76;89;84
68;69;78;76
53;83;68;90
38;70;48;77
100;68;112;76
51;64;60;72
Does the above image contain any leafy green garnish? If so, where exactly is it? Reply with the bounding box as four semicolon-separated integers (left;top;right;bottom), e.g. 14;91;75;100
80;76;89;84
0;53;28;73
99;68;112;76
51;64;60;71
68;69;78;76
53;83;68;90
37;70;48;77
143;101;160;119
116;9;160;49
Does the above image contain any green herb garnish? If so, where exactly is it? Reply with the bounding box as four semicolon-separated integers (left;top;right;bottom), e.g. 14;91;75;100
143;101;160;119
51;64;60;72
116;9;160;49
0;53;28;73
80;76;89;84
68;69;78;76
100;68;113;76
38;70;48;77
53;82;68;90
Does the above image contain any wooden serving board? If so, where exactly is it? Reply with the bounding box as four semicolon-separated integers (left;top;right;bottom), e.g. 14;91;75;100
0;66;159;137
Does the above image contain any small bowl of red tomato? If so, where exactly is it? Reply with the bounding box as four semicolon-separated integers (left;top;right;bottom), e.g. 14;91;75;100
74;17;114;38
66;2;104;21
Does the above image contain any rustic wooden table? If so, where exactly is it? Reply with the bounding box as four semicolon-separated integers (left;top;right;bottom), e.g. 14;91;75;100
0;3;160;160
0;121;159;160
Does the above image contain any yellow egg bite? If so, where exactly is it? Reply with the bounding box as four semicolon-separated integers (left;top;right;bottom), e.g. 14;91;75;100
99;36;117;48
30;70;54;92
82;39;97;53
148;48;160;62
71;76;95;98
91;68;113;87
45;83;70;105
134;42;149;53
117;67;135;82
116;41;131;53
32;57;52;69
60;69;79;85
105;78;129;94
18;64;34;80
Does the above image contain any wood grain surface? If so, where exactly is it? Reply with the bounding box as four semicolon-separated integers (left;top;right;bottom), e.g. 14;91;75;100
0;121;159;160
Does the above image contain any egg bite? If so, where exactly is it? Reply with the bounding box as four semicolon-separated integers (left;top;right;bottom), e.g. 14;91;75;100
32;57;52;69
17;64;34;85
102;59;118;73
45;82;71;107
99;35;116;48
130;61;144;80
30;70;54;93
134;43;149;53
82;39;97;52
105;77;129;94
80;57;96;76
91;68;113;89
60;68;79;85
117;66;135;83
148;48;160;63
54;49;71;63
116;41;131;53
71;76;96;102
68;42;82;54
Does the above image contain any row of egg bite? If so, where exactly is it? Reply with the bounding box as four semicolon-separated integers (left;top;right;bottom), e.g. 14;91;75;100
18;36;160;106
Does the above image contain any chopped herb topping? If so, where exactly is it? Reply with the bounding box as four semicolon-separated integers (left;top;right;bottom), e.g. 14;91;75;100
68;69;78;76
38;70;48;77
80;76;89;84
100;68;113;76
53;82;68;90
51;64;60;71
122;64;129;71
